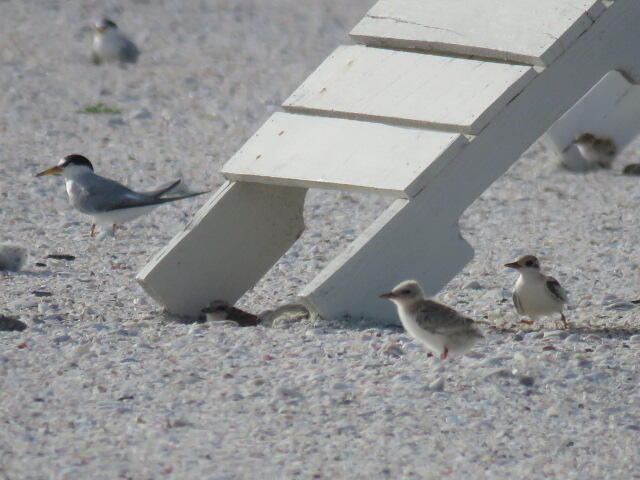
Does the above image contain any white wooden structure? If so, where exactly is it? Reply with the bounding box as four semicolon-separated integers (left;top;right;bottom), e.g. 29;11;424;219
138;0;640;322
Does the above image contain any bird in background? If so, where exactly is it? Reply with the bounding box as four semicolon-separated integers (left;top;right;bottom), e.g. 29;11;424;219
572;132;616;169
380;280;483;360
92;18;139;65
201;300;260;327
36;154;208;237
505;254;569;329
0;244;27;272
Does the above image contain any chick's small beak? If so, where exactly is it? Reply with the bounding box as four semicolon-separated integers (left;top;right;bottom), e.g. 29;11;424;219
379;292;396;299
504;262;520;269
35;166;63;177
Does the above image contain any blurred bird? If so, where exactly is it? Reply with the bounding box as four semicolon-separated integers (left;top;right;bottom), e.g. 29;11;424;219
0;244;27;271
380;280;483;360
572;132;616;169
622;163;640;176
92;18;139;65
36;154;207;237
505;255;569;328
201;300;260;327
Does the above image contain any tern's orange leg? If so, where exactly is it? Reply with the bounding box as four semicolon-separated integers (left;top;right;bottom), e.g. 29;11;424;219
560;313;569;329
112;224;117;235
90;224;96;237
439;347;449;360
519;319;534;325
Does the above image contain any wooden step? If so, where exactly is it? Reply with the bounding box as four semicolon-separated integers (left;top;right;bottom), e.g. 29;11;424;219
284;45;536;134
350;0;606;66
221;112;468;197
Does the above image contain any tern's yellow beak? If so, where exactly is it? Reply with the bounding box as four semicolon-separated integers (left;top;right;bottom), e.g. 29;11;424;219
35;166;63;177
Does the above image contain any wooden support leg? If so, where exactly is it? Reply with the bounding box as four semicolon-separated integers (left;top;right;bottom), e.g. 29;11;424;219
137;181;306;316
300;191;473;323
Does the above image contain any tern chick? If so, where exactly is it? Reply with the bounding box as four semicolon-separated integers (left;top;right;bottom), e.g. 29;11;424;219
201;301;260;327
0;244;27;271
380;280;483;360
572;133;616;169
36;154;208;237
505;255;569;328
92;18;139;65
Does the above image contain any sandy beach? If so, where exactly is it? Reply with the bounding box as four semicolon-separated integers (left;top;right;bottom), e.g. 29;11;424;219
1;1;639;478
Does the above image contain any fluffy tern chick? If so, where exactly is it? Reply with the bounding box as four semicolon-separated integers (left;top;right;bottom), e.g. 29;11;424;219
92;18;139;65
36;154;207;236
505;255;569;328
572;133;616;169
380;280;483;360
201;301;260;327
0;244;27;271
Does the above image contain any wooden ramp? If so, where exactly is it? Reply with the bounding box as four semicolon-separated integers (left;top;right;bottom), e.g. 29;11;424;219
138;0;640;321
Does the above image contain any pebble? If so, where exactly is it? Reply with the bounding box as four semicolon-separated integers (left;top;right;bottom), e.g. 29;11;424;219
0;315;27;332
464;281;484;290
129;108;152;120
428;377;445;391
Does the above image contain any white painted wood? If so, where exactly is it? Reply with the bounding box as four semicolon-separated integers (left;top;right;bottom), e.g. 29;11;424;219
221;112;468;197
137;181;306;316
140;0;640;322
283;45;536;134
350;0;606;66
303;0;640;321
541;70;640;168
301;196;473;322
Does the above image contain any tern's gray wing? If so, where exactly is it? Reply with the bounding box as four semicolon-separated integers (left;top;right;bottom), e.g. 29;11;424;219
142;179;181;198
545;276;568;303
69;172;147;213
512;291;524;314
70;172;208;213
119;38;139;63
414;300;479;335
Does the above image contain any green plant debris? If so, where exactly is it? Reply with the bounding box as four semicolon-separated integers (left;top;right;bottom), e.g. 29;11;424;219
76;103;122;114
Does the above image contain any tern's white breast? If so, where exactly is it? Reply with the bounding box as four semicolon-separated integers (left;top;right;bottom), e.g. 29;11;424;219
514;275;562;317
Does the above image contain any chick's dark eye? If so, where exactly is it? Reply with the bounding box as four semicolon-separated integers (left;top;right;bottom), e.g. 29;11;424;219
401;289;411;295
525;260;533;267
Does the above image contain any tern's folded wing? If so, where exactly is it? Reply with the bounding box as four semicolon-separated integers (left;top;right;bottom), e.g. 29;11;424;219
545;277;568;303
69;172;145;213
414;300;477;335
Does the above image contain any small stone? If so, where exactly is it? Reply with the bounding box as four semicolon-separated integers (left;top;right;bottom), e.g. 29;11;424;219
333;382;350;390
277;386;303;399
544;330;568;339
108;117;126;127
513;334;524;342
445;415;461;425
546;406;559;417
605;302;636;311
629;335;640;344
564;334;583;343
53;334;71;344
428;377;445;391
0;315;27;332
380;340;403;357
463;281;483;290
519;376;535;387
130;108;152;120
513;352;527;363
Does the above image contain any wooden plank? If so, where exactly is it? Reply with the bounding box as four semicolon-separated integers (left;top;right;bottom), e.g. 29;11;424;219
220;112;468;197
350;0;606;66
283;45;536;134
303;0;640;321
137;182;306;316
